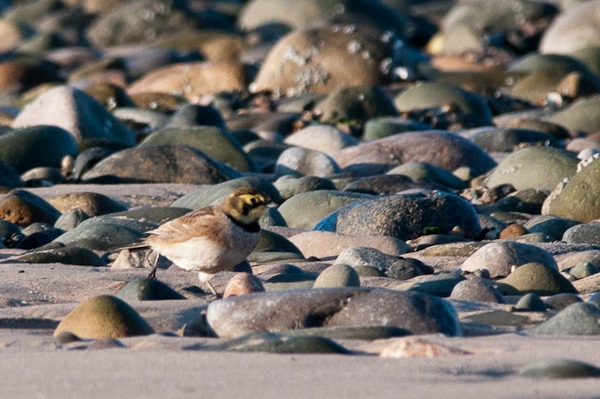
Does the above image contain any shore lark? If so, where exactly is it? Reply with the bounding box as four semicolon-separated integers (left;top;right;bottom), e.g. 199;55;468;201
127;187;270;295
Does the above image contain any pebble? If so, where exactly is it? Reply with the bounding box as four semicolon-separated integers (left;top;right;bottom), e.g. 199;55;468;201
53;295;154;339
528;303;600;336
461;241;558;278
313;264;361;288
497;262;577;296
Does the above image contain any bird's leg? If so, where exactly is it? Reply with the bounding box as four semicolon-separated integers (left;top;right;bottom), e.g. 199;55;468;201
147;251;159;279
205;279;221;299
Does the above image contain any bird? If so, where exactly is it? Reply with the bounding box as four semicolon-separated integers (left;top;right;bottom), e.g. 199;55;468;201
123;187;270;296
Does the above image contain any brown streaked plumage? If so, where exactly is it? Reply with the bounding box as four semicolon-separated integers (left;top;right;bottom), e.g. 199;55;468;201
128;187;270;295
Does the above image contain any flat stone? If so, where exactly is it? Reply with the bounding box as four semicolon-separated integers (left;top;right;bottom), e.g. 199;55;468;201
206;287;462;339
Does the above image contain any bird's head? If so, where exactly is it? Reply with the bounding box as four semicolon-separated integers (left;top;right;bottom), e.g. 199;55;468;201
222;187;270;225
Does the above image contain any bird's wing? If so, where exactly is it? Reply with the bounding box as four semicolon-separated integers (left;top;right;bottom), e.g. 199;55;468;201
145;207;227;245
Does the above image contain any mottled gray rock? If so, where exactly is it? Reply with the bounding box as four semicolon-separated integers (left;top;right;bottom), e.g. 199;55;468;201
335;191;481;240
334;246;427;280
206;288;462;338
569;262;599;279
275;147;341;177
409;273;466;297
333;131;496;177
12;86;135;148
461;241;558;278
274;175;336;201
82;145;240;184
16;246;106;266
53;216;151;250
251;24;404;95
486;147;578;191
524;215;579;241
387;162;467;190
288;231;410;259
563;223;600;246
545;95;600;134
86;0;199;47
528;302;600;335
461;126;560;152
284;125;359;156
279;190;373;230
545;157;600;223
362;117;431;140
449;278;505;303
171;177;280;210
142;126;257;172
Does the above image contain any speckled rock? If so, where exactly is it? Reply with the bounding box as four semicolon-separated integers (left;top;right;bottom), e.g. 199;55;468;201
0;190;61;226
449;278;504;303
334;191;481;240
45;192;127;217
334;246;428;280
497;262;578;296
128;62;248;103
486;146;578;191
12;86;136;148
206;288;462;339
237;0;406;35
85;0;198;47
528;302;600;335
544;157;600;223
54;295;154;338
562;223;600;246
278;190;373;230
313;264;361;288
252;24;403;95
275;147;341;177
53;209;89;231
333;131;496;177
288;231;411;259
82;145;239;184
394;82;493;127
0;126;78;173
461;241;557;278
142;127;257;173
284;125;359;156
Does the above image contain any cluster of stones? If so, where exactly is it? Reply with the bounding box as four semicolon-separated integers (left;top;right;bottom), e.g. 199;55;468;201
0;0;599;378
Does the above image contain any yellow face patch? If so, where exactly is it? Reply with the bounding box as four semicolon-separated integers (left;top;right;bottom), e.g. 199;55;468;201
225;191;270;224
